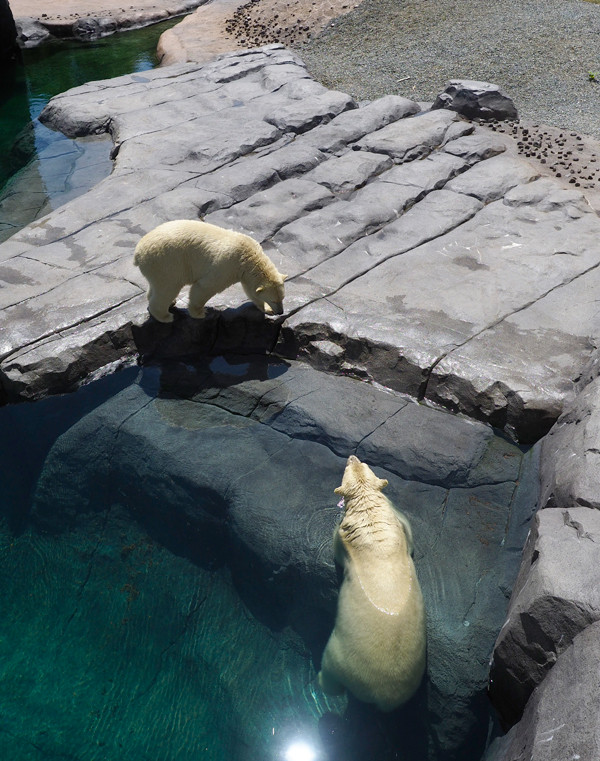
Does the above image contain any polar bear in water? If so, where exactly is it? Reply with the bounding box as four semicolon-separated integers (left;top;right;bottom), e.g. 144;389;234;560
318;455;426;711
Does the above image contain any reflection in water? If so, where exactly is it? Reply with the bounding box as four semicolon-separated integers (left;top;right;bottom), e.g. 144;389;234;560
285;740;319;761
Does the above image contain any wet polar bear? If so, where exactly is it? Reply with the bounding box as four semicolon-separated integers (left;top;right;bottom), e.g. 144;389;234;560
133;220;287;323
318;455;426;711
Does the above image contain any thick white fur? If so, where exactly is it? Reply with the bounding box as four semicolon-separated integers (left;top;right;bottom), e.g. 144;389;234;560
318;455;426;712
133;219;286;323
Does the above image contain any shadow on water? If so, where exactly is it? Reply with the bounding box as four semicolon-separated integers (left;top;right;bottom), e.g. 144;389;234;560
0;366;139;533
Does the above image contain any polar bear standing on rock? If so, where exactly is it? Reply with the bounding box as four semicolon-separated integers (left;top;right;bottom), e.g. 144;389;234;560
133;220;287;323
318;455;426;712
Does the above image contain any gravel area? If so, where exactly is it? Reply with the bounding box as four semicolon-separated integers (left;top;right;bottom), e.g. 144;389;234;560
300;0;600;139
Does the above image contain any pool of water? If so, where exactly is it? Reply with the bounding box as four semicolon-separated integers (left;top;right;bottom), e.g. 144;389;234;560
0;356;537;761
0;17;183;240
0;366;373;761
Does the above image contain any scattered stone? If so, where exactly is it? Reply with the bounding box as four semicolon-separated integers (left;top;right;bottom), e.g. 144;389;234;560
432;80;518;122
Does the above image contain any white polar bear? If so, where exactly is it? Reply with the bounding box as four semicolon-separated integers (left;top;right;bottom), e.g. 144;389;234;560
133;219;287;323
318;455;426;712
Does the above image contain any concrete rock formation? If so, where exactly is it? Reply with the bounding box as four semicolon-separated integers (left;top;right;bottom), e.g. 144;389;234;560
485;621;600;761
488;507;600;727
1;46;600;448
486;375;600;754
12;0;206;45
432;79;518;122
1;46;600;758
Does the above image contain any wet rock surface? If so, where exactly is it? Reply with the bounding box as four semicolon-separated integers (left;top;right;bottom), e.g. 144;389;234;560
0;134;113;244
22;358;537;761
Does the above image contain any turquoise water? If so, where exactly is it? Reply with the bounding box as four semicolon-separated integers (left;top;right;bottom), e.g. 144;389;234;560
0;17;182;194
0;366;373;761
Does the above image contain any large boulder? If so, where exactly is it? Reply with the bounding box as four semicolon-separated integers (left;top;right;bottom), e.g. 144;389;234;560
539;375;600;509
485;620;600;760
488;506;600;728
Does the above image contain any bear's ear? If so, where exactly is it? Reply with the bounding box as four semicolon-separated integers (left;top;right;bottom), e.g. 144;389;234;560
378;478;389;490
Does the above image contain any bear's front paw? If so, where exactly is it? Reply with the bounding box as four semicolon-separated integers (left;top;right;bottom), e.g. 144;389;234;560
148;308;174;323
188;305;206;319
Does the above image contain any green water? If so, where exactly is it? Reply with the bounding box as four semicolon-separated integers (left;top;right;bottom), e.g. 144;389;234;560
0;17;182;192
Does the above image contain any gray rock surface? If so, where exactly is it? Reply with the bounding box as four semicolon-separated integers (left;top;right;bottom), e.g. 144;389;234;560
14;16;50;47
539;376;600;510
0;133;113;244
1;47;598;444
2;43;598;761
28;358;537;761
485;620;600;761
15;0;207;45
488;506;600;727
432;80;518;122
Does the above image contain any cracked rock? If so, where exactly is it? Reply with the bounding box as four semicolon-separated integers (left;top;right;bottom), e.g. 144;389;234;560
489;506;600;728
539;375;600;510
485;620;600;761
2;46;600;447
432;80;518;122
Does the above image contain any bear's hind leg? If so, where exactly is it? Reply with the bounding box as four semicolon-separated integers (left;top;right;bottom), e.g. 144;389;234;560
188;281;214;319
147;282;180;323
318;644;346;696
318;668;346;696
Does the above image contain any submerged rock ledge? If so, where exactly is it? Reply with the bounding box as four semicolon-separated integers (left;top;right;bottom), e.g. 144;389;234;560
1;45;599;445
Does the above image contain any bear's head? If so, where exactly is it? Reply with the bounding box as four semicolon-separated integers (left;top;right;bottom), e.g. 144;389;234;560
334;455;414;555
334;455;389;500
243;275;286;315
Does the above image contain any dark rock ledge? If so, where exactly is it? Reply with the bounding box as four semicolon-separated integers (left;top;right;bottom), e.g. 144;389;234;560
1;46;600;759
